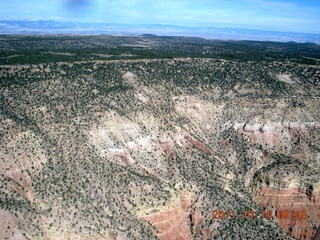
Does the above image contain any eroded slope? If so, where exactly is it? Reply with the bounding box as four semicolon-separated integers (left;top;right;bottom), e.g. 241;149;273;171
0;57;319;239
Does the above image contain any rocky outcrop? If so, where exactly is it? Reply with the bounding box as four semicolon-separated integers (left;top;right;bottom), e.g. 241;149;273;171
253;173;320;240
122;71;138;85
159;139;176;161
110;149;135;167
7;170;34;202
184;134;212;155
139;192;204;240
142;206;193;240
234;121;320;151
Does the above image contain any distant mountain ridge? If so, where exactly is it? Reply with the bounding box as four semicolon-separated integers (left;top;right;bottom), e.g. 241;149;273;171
0;20;319;44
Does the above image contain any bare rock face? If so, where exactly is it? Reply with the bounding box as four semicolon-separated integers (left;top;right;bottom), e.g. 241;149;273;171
141;205;193;240
158;138;176;161
252;172;320;239
122;71;138;85
234;121;320;153
244;120;320;240
139;192;204;240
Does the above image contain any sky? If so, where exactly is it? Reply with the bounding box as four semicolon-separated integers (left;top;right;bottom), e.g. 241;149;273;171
0;0;319;33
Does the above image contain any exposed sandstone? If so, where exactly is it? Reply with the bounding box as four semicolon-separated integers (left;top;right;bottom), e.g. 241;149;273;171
138;192;204;240
253;173;320;239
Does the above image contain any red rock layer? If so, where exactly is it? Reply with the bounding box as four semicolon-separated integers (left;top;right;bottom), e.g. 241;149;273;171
139;195;205;240
255;186;320;240
159;140;176;161
8;170;33;201
184;134;212;155
141;206;193;240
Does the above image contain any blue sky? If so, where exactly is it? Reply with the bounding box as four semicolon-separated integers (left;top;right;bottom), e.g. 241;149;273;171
0;0;319;33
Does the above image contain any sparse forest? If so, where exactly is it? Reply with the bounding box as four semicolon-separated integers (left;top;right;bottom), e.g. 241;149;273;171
0;35;319;240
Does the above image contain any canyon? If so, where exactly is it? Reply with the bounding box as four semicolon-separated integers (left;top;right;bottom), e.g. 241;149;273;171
0;35;319;239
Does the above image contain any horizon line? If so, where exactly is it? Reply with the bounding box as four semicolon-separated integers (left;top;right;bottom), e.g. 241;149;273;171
1;19;320;35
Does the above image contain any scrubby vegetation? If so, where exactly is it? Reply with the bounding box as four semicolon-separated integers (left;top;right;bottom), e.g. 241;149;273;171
0;35;319;239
